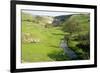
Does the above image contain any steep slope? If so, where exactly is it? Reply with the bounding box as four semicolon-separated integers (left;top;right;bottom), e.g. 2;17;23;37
61;14;90;59
52;15;72;26
22;12;54;25
62;14;90;33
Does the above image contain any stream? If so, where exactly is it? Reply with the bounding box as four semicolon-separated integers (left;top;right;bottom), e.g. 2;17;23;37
60;40;78;59
63;47;77;59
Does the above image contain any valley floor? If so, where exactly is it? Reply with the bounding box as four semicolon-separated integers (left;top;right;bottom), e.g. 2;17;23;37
22;21;71;63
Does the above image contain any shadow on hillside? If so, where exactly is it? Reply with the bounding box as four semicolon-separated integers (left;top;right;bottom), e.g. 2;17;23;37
48;50;69;61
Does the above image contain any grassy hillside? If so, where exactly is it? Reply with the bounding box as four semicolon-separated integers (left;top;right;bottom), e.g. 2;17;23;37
21;13;70;62
62;14;90;59
21;12;90;63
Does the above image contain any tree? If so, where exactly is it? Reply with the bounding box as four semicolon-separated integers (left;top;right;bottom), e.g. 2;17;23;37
62;18;80;34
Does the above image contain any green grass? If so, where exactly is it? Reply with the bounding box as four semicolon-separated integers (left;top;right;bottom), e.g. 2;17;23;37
21;21;69;63
21;13;90;62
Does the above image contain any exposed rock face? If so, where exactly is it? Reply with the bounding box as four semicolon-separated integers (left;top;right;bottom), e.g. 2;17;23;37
41;16;54;24
22;33;40;43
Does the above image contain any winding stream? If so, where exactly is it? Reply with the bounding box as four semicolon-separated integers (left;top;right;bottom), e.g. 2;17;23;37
60;40;77;59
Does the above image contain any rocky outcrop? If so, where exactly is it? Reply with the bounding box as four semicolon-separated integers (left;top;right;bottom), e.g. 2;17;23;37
22;33;40;43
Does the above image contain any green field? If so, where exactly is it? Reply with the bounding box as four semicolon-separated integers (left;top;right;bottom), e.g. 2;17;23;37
21;12;90;63
21;18;70;63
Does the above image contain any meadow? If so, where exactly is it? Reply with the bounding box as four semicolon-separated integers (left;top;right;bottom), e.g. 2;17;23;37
21;12;90;63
